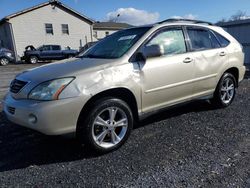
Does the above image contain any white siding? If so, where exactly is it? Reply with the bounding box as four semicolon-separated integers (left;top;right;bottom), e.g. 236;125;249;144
9;4;92;57
93;29;117;41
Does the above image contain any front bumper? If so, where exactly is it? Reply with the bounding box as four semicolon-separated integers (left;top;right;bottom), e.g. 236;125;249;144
2;93;86;135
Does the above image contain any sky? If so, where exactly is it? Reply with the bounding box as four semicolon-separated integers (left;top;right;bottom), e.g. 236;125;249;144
1;0;250;25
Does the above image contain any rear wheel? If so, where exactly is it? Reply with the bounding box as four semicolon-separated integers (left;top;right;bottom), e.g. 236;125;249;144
29;56;38;64
211;73;236;108
0;57;9;66
77;98;133;153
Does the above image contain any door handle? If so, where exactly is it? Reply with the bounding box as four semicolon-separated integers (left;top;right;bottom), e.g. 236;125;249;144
220;51;226;56
183;57;193;63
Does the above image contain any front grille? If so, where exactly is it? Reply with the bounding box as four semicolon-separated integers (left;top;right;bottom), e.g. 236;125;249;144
7;106;16;115
10;79;28;93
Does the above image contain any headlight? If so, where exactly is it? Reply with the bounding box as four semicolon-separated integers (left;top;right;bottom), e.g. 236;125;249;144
28;77;74;100
6;52;12;57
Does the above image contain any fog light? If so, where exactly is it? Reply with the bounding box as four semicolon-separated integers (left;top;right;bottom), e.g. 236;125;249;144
29;114;37;124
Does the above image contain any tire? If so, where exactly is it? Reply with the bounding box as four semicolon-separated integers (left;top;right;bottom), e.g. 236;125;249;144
0;57;9;66
68;55;74;58
77;97;134;153
210;73;236;108
29;56;38;64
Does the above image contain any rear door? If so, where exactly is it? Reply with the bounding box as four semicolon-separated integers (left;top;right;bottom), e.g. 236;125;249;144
50;45;63;59
185;26;228;97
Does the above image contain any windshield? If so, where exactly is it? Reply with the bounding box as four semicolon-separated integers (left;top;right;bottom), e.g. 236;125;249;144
37;46;42;50
79;27;151;59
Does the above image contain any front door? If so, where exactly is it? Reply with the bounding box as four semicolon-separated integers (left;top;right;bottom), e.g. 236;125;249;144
139;27;195;113
40;45;52;60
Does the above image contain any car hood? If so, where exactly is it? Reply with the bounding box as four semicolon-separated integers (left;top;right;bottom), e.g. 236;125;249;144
17;57;120;83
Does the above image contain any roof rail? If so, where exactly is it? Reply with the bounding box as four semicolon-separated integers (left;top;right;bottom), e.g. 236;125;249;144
158;18;214;26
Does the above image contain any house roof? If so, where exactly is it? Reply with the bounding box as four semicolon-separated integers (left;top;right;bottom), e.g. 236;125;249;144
0;0;95;24
93;22;133;30
217;19;250;27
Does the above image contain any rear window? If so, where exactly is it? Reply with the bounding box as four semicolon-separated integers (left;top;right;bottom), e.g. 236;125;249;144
214;32;230;47
187;28;216;51
209;31;221;48
187;28;223;51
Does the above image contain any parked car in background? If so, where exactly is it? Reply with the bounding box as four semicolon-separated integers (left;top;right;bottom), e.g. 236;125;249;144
3;19;246;153
0;48;15;66
23;45;78;64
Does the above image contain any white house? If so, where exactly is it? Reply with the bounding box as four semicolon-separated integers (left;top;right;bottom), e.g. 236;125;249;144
93;22;132;41
0;1;94;60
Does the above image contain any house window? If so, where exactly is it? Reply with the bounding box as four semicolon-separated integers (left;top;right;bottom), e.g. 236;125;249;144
62;24;69;35
45;23;53;35
105;31;109;37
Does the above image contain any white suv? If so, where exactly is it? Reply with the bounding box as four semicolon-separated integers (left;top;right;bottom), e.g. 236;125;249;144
3;19;246;153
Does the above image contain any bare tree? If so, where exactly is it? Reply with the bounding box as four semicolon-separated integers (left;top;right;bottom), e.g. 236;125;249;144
216;18;227;24
216;10;249;24
230;10;247;21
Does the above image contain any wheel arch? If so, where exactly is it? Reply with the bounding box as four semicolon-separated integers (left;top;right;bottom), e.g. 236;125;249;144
77;87;139;125
224;67;239;87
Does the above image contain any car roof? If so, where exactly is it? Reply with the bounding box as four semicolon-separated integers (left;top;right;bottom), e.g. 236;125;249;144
125;19;217;32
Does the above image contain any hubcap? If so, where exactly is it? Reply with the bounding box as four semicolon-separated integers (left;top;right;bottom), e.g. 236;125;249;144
0;58;8;65
92;107;128;149
30;57;37;64
220;78;235;104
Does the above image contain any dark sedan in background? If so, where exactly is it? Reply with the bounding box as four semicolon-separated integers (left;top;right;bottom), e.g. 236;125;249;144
0;48;15;66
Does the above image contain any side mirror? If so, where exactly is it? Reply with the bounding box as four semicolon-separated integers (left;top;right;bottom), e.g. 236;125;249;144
144;44;164;58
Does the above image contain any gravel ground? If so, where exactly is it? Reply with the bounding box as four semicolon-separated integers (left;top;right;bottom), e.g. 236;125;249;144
0;64;249;187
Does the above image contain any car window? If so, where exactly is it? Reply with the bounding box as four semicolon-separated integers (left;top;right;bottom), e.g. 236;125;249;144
187;28;220;51
209;31;221;48
146;28;186;55
214;32;230;47
42;46;51;51
52;45;60;50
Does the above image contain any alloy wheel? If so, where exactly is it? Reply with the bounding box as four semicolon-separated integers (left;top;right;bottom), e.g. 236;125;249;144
92;107;128;149
30;57;38;64
220;77;235;104
0;58;9;66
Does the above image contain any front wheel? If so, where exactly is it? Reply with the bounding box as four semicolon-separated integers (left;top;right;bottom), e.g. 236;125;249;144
77;98;133;153
29;56;38;64
210;73;236;108
0;57;9;66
